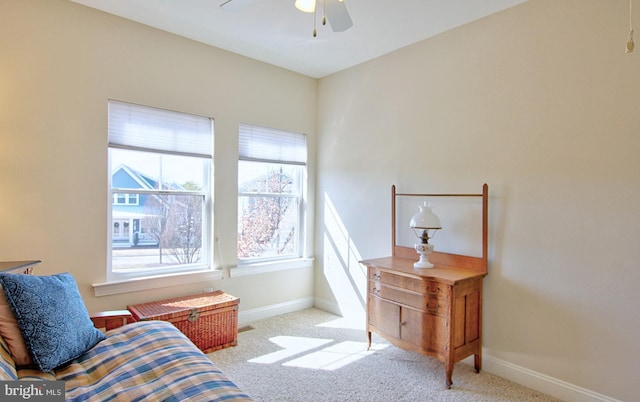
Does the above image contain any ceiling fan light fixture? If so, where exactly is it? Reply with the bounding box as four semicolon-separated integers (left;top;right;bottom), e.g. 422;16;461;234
295;0;316;13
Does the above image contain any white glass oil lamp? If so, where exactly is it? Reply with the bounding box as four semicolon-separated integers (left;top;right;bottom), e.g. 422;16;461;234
409;202;442;268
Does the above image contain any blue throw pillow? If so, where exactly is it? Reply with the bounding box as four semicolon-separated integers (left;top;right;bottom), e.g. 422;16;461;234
0;272;105;372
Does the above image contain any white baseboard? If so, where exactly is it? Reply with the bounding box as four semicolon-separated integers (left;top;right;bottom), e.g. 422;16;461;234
463;352;621;402
237;297;314;327
311;297;342;316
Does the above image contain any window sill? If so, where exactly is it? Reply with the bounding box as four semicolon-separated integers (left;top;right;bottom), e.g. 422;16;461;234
232;258;314;278
93;269;223;297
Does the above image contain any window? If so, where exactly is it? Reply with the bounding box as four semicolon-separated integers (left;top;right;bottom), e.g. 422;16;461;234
113;193;139;205
238;123;307;262
107;100;213;281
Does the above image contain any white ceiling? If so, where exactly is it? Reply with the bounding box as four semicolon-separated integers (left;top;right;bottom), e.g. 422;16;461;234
70;0;527;78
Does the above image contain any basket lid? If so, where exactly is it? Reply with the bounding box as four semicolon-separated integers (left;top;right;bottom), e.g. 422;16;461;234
128;290;238;320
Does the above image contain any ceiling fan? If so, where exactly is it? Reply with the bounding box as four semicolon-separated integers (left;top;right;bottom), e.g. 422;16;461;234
220;0;353;37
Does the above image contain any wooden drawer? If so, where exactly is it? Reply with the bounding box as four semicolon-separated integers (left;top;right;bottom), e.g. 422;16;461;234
370;283;449;316
370;268;448;299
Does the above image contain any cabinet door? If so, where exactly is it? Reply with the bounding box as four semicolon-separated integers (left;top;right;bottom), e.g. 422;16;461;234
368;295;400;339
400;308;448;354
453;282;481;349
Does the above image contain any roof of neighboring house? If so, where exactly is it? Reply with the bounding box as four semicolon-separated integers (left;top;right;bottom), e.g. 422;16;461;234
112;205;156;218
113;164;158;190
113;164;185;191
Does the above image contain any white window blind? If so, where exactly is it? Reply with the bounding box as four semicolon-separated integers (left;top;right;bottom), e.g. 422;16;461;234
108;100;213;158
238;123;307;165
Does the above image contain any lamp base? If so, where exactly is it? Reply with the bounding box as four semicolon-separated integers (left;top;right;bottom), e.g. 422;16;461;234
414;243;435;269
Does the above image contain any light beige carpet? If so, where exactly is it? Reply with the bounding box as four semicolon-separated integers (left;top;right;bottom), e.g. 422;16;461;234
209;308;560;402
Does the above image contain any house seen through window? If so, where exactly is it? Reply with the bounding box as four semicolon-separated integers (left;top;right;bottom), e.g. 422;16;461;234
238;123;307;262
107;100;213;280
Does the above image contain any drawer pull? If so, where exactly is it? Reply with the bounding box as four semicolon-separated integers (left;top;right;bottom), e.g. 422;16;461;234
426;282;441;295
426;303;439;314
371;273;381;281
372;288;381;296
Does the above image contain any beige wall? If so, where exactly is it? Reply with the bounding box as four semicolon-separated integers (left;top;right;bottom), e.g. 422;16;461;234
1;0;316;313
316;0;639;400
3;0;639;399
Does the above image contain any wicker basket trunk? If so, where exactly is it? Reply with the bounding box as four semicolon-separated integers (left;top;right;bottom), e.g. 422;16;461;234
127;291;239;353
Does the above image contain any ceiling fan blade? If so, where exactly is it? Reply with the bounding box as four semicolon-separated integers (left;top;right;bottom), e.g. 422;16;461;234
325;0;353;32
220;0;259;12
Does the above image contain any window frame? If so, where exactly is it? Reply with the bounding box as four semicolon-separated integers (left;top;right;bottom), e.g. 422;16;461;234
106;100;214;283
237;123;307;265
237;162;305;263
113;193;139;206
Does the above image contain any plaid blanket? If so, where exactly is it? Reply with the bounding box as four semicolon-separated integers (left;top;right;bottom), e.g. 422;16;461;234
55;320;252;401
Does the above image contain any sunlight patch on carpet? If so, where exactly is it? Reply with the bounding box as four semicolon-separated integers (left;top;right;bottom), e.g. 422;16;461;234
248;335;389;371
283;341;388;370
248;336;333;364
316;316;365;331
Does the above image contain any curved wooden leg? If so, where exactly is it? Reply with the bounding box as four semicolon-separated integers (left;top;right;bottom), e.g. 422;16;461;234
367;331;372;351
445;361;454;389
474;352;482;373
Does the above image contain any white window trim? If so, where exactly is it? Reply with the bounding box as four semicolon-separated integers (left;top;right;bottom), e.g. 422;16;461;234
107;100;214;284
237;123;307;263
93;258;314;296
232;257;314;277
93;269;223;297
